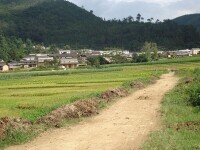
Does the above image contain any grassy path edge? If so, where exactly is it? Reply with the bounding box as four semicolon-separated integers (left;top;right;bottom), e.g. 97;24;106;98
142;69;200;150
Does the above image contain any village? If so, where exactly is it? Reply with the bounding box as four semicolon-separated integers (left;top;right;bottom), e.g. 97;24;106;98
0;47;200;72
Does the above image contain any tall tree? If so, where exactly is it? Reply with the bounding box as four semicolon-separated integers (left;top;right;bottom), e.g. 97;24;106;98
141;42;151;62
136;13;141;22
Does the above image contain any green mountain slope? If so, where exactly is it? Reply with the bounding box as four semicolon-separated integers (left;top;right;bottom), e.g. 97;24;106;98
174;14;200;31
0;0;199;50
12;0;103;45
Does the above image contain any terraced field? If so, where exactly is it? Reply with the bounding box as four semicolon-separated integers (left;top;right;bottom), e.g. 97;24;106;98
0;57;200;122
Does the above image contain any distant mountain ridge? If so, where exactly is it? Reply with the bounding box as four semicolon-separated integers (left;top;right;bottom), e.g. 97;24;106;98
0;0;199;50
173;14;200;31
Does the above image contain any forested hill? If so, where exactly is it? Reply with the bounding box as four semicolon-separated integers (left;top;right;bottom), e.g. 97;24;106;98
0;0;200;51
174;14;200;31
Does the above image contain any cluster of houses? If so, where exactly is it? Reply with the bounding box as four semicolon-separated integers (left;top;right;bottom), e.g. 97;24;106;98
0;48;200;72
0;49;132;72
165;48;200;58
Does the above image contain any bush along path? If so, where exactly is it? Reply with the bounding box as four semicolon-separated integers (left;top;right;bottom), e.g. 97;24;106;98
5;72;178;150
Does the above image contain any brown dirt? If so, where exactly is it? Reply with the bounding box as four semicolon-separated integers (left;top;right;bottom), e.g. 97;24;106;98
130;81;145;89
100;88;129;100
36;88;129;127
183;77;194;84
0;117;32;140
36;99;99;127
174;121;200;131
6;72;179;150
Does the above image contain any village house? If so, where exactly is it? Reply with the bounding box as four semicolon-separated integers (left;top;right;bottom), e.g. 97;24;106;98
91;51;101;56
20;55;37;68
0;60;9;72
191;48;200;55
8;61;22;70
58;50;72;54
50;53;79;69
78;54;88;66
165;51;177;58
176;49;192;57
60;58;79;69
36;54;54;66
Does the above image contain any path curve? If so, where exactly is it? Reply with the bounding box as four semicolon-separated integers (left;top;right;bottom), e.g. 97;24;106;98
7;72;179;150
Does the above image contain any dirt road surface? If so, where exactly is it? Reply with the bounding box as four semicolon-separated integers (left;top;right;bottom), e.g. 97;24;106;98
7;72;179;150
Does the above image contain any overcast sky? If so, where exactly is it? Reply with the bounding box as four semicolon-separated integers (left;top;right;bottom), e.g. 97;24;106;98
67;0;200;21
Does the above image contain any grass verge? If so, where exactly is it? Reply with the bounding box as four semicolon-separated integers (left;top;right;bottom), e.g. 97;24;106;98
142;68;200;150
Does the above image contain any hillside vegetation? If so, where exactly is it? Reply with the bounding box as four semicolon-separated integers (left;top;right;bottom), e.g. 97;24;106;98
0;0;199;50
174;14;200;31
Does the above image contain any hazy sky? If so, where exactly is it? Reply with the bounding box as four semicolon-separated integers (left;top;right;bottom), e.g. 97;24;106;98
67;0;200;21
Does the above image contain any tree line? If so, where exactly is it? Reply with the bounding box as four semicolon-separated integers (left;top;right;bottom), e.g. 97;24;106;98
0;0;199;52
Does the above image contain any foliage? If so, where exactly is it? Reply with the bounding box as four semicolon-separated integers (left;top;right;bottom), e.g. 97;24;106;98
174;13;200;31
63;45;71;50
135;54;148;62
87;56;109;67
112;54;129;64
141;42;152;61
186;68;200;106
0;0;199;51
0;35;32;62
140;42;159;62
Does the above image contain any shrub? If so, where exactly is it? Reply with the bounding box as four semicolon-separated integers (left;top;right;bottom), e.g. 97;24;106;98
188;83;200;106
187;68;200;107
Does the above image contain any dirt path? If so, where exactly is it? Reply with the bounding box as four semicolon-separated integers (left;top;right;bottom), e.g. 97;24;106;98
7;72;179;150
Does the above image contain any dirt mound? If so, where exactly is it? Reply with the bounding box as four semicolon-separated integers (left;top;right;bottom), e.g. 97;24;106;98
130;81;145;89
0;117;32;140
100;88;129;100
36;99;99;127
184;77;193;84
37;88;129;127
0;120;6;140
174;121;200;131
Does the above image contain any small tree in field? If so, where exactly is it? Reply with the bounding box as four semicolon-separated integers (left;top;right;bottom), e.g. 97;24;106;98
141;42;151;62
151;43;158;61
140;42;159;62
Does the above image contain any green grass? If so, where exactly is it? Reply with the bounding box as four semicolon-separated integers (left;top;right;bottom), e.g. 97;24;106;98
0;56;200;149
102;56;200;68
0;57;200;122
142;68;200;150
0;66;164;121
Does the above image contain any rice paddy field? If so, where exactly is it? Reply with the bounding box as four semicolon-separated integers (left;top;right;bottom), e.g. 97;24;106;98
0;57;200;122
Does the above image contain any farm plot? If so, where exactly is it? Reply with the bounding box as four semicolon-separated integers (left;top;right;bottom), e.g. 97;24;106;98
0;58;200;122
0;67;162;121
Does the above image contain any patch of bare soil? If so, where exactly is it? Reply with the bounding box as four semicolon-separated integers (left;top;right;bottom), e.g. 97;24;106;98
37;88;129;127
100;88;129;100
183;77;194;84
6;72;179;150
174;121;200;131
0;117;32;140
130;81;145;89
36;99;99;127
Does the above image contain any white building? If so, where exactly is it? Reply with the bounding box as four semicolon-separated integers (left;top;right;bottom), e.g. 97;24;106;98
176;49;192;57
191;48;200;55
0;60;9;71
